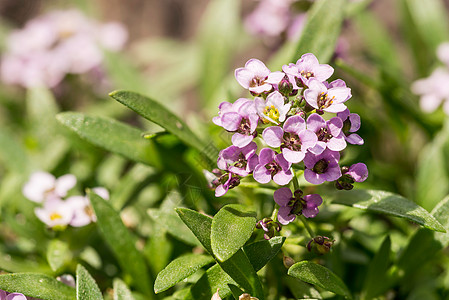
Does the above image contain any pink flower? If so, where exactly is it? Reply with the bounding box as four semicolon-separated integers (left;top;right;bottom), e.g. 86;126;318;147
306;113;346;154
262;115;317;163
235;59;276;94
303;149;341;185
217;142;259;177
337;109;364;145
22;171;76;203
34;198;74;229
284;53;334;87
253;148;293;185
255;91;291;124
411;68;449;115
304;78;351;113
244;0;292;38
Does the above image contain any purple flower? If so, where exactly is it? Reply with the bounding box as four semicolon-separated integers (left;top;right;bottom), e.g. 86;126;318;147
337;109;364;145
304;149;341;185
274;188;323;225
0;290;27;300
213;98;259;147
67;187;108;228
255;91;291;124
217;142;259;176
307;113;346;154
235;59;273;94
253;148;293;185
304;78;351;113
283;53;334;87
213;173;241;197
262;115;317;163
22;171;76;203
244;0;292;38
411;68;449;115
335;163;368;190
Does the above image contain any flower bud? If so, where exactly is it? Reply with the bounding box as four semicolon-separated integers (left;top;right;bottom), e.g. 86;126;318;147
307;236;335;255
283;256;296;268
278;76;293;96
239;293;259;300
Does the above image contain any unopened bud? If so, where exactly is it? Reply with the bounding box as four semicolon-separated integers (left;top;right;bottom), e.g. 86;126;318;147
307;236;335;255
283;256;296;268
239;293;259;300
278;76;293;96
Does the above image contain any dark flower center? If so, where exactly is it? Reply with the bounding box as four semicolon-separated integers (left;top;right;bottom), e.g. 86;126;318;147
282;132;302;151
287;189;307;216
342;119;351;135
265;160;281;176
317;127;333;142
317;92;335;110
233;153;247;169
300;70;314;79
313;159;329;174
237;118;251;135
249;76;267;88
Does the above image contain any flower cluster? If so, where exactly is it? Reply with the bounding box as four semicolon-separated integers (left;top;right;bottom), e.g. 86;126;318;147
1;9;128;88
212;53;368;234
412;42;449;115
22;171;109;230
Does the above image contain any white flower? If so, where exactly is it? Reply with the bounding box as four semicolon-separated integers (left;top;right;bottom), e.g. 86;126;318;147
22;171;76;203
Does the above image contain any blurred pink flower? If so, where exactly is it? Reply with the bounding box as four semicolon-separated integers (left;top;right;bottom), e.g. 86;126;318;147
22;171;76;203
1;9;128;88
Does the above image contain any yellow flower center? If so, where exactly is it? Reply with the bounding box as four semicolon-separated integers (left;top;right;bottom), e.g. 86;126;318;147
50;212;63;221
263;105;280;123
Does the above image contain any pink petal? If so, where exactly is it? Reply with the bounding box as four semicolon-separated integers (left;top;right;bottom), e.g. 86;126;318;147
304;169;325;185
245;58;270;77
231;133;253;148
253;165;272;184
54;174;77;197
306;113;325;133
235;68;253;89
259;148;276;165
273;187;293;206
346;133;364;145
221;112;241;131
283;115;306;134
278;206;296;225
262;126;284;148
282;148;304;164
273;169;293;185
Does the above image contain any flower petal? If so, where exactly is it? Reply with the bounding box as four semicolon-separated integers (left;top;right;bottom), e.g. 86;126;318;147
262;126;284;148
273;187;293;206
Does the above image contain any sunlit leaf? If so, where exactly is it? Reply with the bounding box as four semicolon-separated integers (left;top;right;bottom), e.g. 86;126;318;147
76;264;103;300
113;278;135;300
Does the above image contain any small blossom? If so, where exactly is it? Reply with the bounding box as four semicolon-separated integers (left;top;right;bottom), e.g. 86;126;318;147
303;149;341;185
274;188;323;225
411;68;449;115
256;217;281;240
284;53;334;87
335;163;368;190
217;142;259;177
57;274;76;288
304;78;351;113
34;198;73;230
244;0;292;38
262;115;317;163
307;113;346;154
213;98;259;147
253;148;293;185
235;59;273;94
336;109;364;145
23;171;76;203
213;172;241;197
255;91;291;124
0;290;27;300
307;236;335;255
66;196;96;227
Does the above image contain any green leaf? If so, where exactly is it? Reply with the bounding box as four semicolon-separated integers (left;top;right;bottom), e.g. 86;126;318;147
113;278;135;300
416;121;449;211
0;253;51;274
218;250;264;299
56;112;160;168
328;189;446;232
404;0;449;50
432;195;449;246
228;284;244;299
362;236;392;300
47;239;72;272
0;273;75;300
76;264;103;300
154;254;214;293
185;233;284;299
26;87;59;142
147;208;200;247
243;236;286;272
89;192;151;295
292;0;346;64
285;277;322;300
197;0;240;103
288;261;351;298
175;208;213;254
109;90;216;162
211;204;257;262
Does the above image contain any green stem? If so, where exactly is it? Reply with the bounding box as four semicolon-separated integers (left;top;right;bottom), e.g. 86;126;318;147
299;215;315;238
271;204;279;221
292;174;300;191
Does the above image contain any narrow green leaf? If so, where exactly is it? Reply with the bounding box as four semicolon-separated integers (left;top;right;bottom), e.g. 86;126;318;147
218;250;264;299
228;284;244;299
113;278;135;300
416;121;449;210
0;253;51;274
154;254;214;293
56;112;160;168
89;192;151;295
175;208;213;254
147;208;200;247
0;129;29;173
211;204;257;262
288;261;351;298
292;0;346;64
0;273;75;300
47;239;72;272
404;0;449;50
362;236;392;300
243;236;286;272
432;195;449;246
76;264;103;300
197;0;240;103
109;90;216;162
285;277;322;300
328;189;446;232
26;87;59;142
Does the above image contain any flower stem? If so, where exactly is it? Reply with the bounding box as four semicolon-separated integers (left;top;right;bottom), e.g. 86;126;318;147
292;174;300;191
271;204;279;221
299;215;315;238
